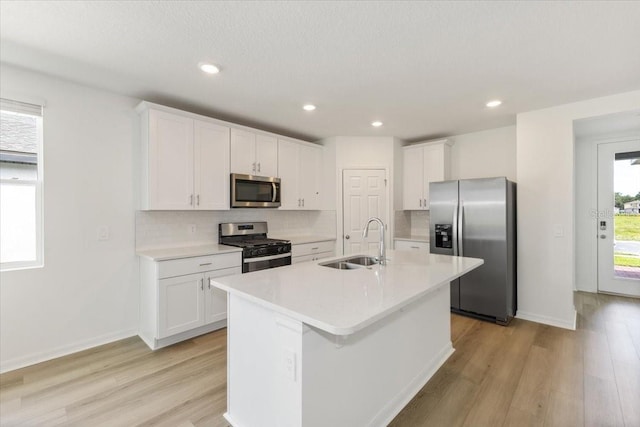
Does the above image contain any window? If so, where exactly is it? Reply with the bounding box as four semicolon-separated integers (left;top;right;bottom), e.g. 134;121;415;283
0;98;44;270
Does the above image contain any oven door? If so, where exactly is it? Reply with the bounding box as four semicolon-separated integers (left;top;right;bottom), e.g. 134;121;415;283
243;253;291;273
231;173;281;208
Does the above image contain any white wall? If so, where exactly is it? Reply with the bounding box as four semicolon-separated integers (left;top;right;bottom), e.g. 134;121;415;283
516;90;640;330
450;126;516;181
323;136;402;255
0;65;139;372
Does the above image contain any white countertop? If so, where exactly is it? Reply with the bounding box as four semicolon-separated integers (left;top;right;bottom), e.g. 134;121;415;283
211;250;483;336
394;235;429;243
136;244;242;261
270;234;336;245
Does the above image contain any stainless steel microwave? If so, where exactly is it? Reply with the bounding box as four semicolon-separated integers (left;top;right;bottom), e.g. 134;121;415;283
231;173;281;208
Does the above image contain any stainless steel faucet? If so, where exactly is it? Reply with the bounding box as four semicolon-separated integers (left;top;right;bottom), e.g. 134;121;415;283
362;217;386;266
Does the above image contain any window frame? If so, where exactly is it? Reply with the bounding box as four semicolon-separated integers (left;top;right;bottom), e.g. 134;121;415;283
0;100;44;271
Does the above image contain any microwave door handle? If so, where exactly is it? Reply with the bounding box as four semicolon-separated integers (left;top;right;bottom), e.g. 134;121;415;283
272;182;277;203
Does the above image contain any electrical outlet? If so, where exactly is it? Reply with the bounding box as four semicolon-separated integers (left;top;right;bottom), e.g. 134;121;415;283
188;224;197;234
283;349;297;381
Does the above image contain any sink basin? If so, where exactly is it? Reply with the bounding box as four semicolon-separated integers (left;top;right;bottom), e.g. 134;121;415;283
319;261;361;270
319;255;379;270
342;256;379;266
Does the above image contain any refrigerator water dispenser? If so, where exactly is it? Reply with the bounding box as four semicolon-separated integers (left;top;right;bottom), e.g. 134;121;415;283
435;224;453;248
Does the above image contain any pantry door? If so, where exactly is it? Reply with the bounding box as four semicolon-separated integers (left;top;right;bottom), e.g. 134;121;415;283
597;139;640;296
342;169;387;255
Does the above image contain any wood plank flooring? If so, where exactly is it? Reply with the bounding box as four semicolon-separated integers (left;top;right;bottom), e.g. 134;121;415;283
1;291;638;426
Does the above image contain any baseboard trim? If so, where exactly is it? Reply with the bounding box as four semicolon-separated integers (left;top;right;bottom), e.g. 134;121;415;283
516;310;576;330
372;342;455;426
0;329;138;374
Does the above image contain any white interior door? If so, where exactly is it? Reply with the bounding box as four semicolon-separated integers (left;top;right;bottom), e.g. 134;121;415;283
597;140;640;296
342;169;387;255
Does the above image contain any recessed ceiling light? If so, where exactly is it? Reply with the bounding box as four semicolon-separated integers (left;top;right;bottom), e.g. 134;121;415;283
199;63;220;74
371;121;383;127
303;104;316;111
486;100;502;108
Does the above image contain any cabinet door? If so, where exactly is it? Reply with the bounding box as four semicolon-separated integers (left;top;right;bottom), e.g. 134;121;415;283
194;120;230;210
204;267;241;324
148;110;194;210
158;273;205;338
230;128;257;174
299;144;321;210
423;144;449;208
256;134;278;177
277;139;300;209
402;145;424;210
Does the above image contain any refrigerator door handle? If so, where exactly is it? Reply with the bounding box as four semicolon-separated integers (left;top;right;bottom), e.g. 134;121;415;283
458;200;464;257
452;199;459;256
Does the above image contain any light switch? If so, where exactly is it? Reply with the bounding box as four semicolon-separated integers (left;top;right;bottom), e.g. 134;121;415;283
97;226;110;241
553;224;564;238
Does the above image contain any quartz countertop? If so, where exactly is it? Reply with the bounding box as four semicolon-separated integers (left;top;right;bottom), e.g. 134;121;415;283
211;250;483;336
136;244;242;261
271;234;336;245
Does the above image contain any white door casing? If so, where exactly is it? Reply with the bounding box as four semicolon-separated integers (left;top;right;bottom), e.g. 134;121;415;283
342;169;387;255
597;139;640;297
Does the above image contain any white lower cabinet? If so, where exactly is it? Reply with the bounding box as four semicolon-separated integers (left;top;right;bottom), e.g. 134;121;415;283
140;252;241;350
394;240;429;251
292;240;335;264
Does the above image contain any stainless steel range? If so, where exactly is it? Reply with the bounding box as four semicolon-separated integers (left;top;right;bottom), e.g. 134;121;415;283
218;222;291;273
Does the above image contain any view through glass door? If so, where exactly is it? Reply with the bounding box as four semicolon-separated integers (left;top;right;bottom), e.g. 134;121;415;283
597;140;640;296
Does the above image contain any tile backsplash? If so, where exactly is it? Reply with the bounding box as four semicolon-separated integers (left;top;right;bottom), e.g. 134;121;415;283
410;210;430;237
136;210;337;249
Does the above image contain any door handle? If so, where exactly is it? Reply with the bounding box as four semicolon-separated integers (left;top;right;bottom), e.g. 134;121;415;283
345;235;350;240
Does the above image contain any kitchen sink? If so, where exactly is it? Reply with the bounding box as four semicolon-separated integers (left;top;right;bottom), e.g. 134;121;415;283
319;255;379;270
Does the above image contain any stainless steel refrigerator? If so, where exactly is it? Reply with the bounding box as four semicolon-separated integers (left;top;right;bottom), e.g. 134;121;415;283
429;177;516;325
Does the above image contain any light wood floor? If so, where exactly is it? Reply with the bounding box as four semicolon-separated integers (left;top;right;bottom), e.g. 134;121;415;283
1;292;638;426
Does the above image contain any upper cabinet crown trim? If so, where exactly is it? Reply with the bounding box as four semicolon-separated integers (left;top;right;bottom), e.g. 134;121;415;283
136;101;317;146
404;138;454;148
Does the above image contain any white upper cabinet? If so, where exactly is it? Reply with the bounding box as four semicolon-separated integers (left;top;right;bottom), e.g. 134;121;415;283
402;139;452;210
140;106;230;210
277;139;322;210
230;129;278;176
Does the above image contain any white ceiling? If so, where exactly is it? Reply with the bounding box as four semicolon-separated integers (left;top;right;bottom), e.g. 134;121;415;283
1;1;639;142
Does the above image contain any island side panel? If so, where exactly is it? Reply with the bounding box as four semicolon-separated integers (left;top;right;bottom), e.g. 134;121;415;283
301;283;452;427
225;294;304;427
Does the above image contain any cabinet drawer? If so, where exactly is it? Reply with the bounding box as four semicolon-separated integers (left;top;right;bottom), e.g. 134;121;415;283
292;251;334;264
395;240;429;251
158;252;241;279
292;240;335;257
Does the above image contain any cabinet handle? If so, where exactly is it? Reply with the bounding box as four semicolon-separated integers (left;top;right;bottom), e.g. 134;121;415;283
410;246;420;249
208;278;212;289
302;198;305;207
200;278;204;291
257;162;261;173
311;247;319;250
196;195;200;206
190;194;194;206
252;162;256;172
199;262;212;266
298;198;301;207
419;198;422;208
423;198;427;208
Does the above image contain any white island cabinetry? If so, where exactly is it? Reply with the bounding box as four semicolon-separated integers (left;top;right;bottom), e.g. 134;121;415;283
211;250;483;427
138;248;241;350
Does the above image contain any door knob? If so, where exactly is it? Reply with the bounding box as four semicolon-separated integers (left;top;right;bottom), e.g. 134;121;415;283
345;235;350;240
599;234;606;239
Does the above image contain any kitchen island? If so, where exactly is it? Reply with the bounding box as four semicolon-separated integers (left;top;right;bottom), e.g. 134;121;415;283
210;250;483;427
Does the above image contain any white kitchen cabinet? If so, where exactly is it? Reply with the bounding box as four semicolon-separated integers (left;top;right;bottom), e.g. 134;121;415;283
139;251;242;350
292;240;335;263
278;139;322;210
394;239;429;251
139;106;230;210
230;128;278;176
402;139;452;210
